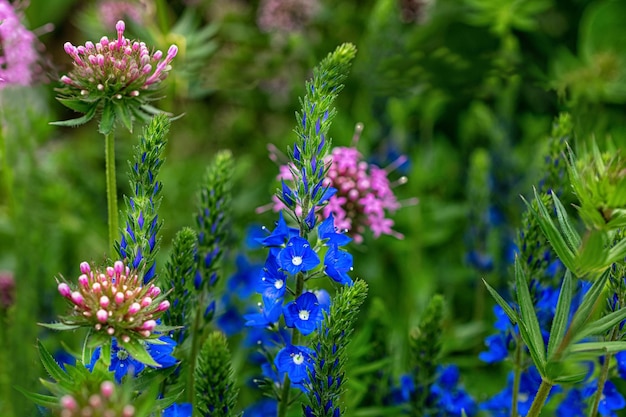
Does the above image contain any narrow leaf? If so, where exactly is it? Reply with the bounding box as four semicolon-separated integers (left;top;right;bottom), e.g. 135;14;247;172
576;307;626;342
14;387;59;408
49;105;97;128
569;269;610;336
98;100;116;134
547;270;574;359
515;256;546;369
482;279;518;324
38;322;81;331
120;339;159;368
569;341;626;354
37;340;71;384
56;97;96;113
551;191;581;250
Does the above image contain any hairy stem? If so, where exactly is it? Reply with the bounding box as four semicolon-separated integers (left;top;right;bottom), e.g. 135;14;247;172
510;337;523;417
589;328;617;417
526;378;553;417
104;132;119;254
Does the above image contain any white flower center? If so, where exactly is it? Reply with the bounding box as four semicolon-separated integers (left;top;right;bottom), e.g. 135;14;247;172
298;310;310;321
293;353;304;365
274;279;284;289
292;256;303;266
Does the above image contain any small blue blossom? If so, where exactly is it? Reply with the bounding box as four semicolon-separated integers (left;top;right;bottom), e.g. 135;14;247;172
283;292;323;336
390;373;416;404
478;334;509;364
244;296;283;328
557;388;586;417
278;236;320;275
256;256;287;301
430;365;476;417
163;402;193;417
244;398;278;417
318;214;351;247
324;245;353;285
258;212;298;247
275;344;315;385
228;255;263;299
88;335;177;383
583;380;626;417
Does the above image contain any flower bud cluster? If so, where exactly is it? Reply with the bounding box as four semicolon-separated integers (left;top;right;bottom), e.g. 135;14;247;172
57;380;135;417
57;260;170;340
61;20;177;99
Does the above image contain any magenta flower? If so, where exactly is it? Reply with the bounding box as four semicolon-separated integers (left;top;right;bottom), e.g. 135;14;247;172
0;0;38;88
55;20;178;133
56;260;170;342
270;126;416;244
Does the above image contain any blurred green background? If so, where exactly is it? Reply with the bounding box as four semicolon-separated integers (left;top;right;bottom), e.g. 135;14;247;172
4;0;626;414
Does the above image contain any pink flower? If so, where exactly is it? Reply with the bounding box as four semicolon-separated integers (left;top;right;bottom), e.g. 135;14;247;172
56;260;169;341
0;0;38;88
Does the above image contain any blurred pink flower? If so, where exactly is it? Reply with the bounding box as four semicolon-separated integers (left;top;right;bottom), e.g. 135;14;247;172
0;0;38;88
0;271;14;309
257;0;320;33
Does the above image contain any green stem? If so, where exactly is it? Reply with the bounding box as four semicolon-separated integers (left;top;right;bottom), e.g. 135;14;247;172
0;122;15;219
0;309;15;417
277;272;305;417
526;379;553;417
588;328;617;417
510;337;523;417
104;132;119;255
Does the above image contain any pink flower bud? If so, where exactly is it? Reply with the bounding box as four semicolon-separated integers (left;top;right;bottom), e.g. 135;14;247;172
58;283;71;297
166;45;178;61
106;267;115;277
140;320;156;331
101;381;114;398
60;75;73;85
149;286;161;297
63;42;76;56
140;297;152;307
122;405;135;417
100;295;110;308
70;291;84;306
88;394;102;408
78;274;89;287
139;330;151;338
128;302;141;315
96;309;108;323
116;20;125;39
107;327;115;335
92;282;101;293
80;262;91;274
115;292;125;304
96;54;104;66
153;50;163;61
121;334;130;343
60;395;77;410
100;36;109;46
114;261;124;276
156;300;170;312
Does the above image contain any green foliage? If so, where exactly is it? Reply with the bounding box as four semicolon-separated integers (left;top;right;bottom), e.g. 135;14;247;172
163;227;198;344
464;0;552;35
116;114;170;278
409;294;445;417
195;150;234;294
194;331;239;417
305;280;368;417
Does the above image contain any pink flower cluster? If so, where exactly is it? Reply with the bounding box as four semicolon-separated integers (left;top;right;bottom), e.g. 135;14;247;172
59;381;135;417
320;146;404;243
269;126;415;244
61;20;177;99
0;0;38;88
57;260;169;341
257;0;320;33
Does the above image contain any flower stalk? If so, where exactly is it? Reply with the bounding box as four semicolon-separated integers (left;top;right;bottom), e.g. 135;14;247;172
105;131;118;254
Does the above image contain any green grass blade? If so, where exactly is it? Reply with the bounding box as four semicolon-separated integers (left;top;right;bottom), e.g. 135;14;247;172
547;270;574;359
515;257;546;370
483;279;518;325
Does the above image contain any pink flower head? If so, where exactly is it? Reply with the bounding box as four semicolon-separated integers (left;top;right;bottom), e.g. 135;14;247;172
257;0;320;33
270;124;416;243
0;0;38;88
60;20;177;100
56;260;169;340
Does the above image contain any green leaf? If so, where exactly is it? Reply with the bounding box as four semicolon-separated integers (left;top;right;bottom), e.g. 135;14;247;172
14;387;59;408
56;97;96;113
38;340;71;384
569;341;626;354
101;340;112;369
482;279;518;325
552;191;581;250
38;322;81;331
576;306;626;342
526;190;577;273
514;256;547;371
547;270;574;359
570;269;610;337
119;339;159;368
114;100;134;132
50;104;97;128
99;100;116;134
577;230;610;275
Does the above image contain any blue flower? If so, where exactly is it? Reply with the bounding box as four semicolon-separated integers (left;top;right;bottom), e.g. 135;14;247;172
556;388;586;417
244;398;277;417
258;212;298;247
283;292;323;336
324;245;353;285
318;214;351;247
275;344;315;385
278;236;320;274
478;334;509;364
227;254;263;299
583;380;626;417
430;365;476;416
244;297;283;328
391;374;415;404
163;402;193;417
216;299;246;336
256;256;287;301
